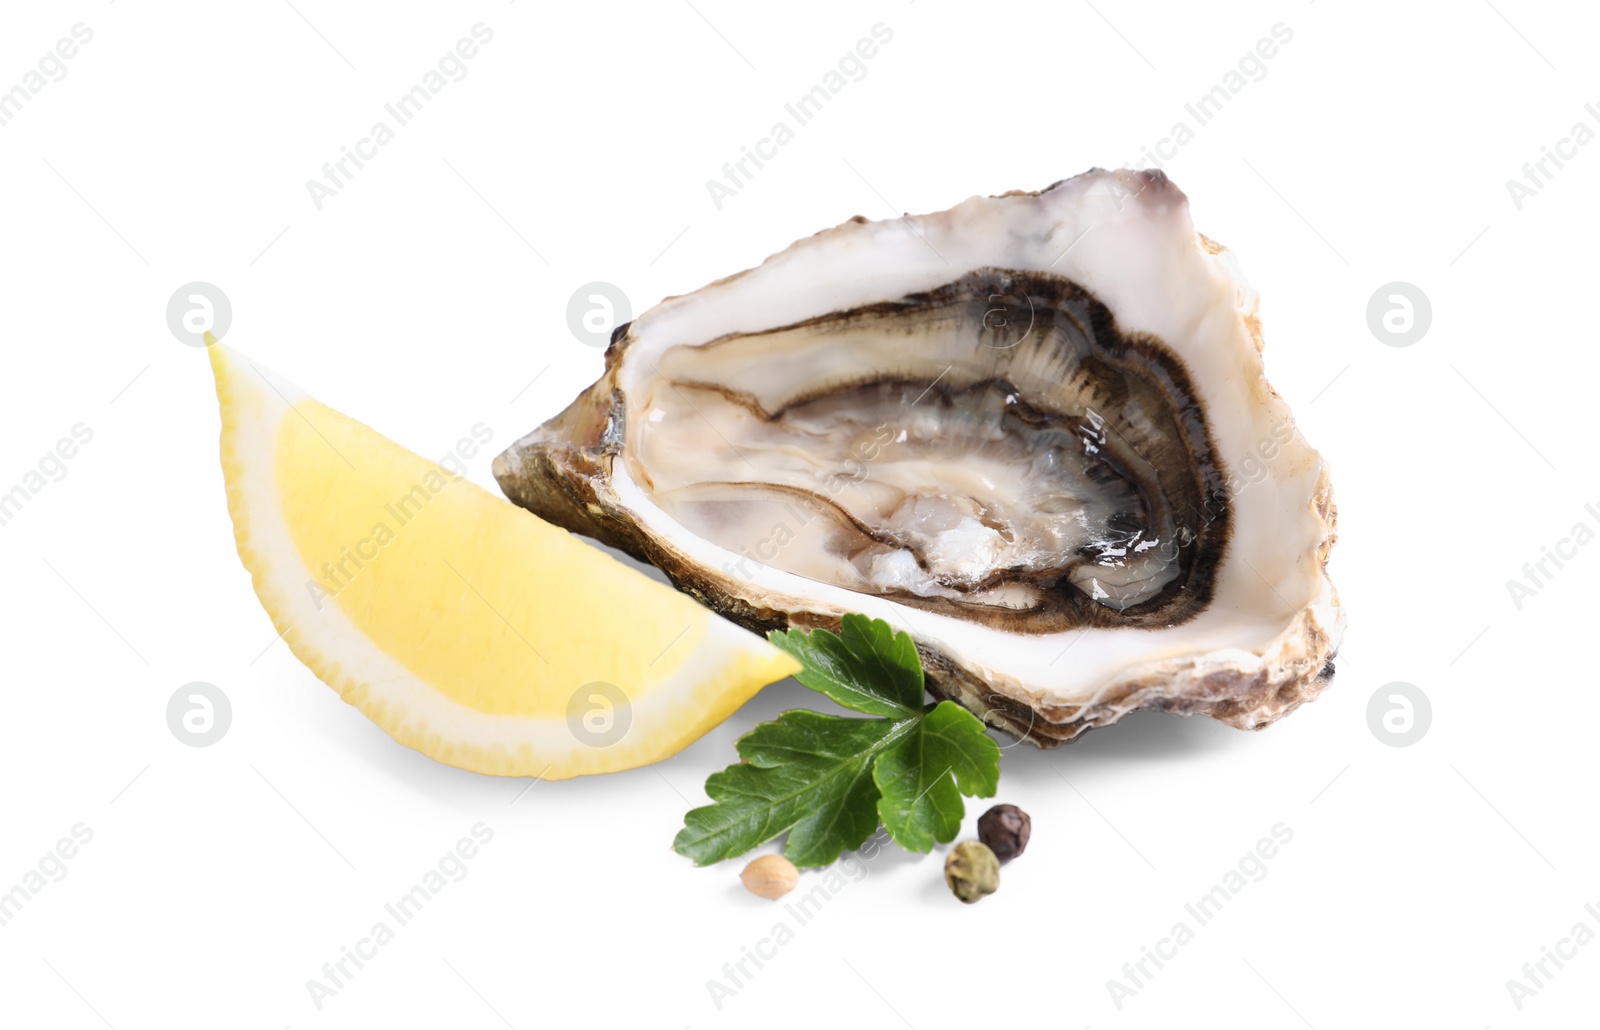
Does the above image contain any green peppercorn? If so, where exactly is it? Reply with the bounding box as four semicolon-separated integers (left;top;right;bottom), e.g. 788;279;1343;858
944;840;999;903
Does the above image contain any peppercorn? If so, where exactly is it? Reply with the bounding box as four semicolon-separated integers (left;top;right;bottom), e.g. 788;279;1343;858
740;853;799;900
977;804;1031;862
944;841;999;903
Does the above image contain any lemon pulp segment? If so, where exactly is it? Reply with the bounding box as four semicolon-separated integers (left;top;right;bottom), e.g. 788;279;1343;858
210;342;799;777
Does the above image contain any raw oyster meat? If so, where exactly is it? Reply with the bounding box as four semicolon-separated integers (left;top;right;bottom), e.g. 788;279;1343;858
494;169;1342;746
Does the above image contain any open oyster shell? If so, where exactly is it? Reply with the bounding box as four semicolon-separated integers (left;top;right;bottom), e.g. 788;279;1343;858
495;169;1342;746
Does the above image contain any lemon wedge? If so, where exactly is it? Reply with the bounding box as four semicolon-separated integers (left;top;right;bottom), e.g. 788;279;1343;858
209;341;799;778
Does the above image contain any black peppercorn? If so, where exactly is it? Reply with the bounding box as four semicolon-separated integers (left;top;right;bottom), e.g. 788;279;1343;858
977;804;1031;861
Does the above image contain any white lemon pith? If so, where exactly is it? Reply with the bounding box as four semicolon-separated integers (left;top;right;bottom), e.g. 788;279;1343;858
210;342;799;778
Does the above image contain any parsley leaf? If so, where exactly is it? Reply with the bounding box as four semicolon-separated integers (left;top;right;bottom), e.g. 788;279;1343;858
673;615;1001;867
874;701;1000;852
769;613;925;718
675;711;905;868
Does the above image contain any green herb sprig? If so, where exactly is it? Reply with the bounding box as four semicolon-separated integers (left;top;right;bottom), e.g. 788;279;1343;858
673;614;1001;867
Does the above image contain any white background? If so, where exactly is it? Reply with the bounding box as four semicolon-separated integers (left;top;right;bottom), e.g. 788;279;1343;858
1;1;1595;1027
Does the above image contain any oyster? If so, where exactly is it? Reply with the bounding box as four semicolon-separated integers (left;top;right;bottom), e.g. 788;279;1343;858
494;169;1342;746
